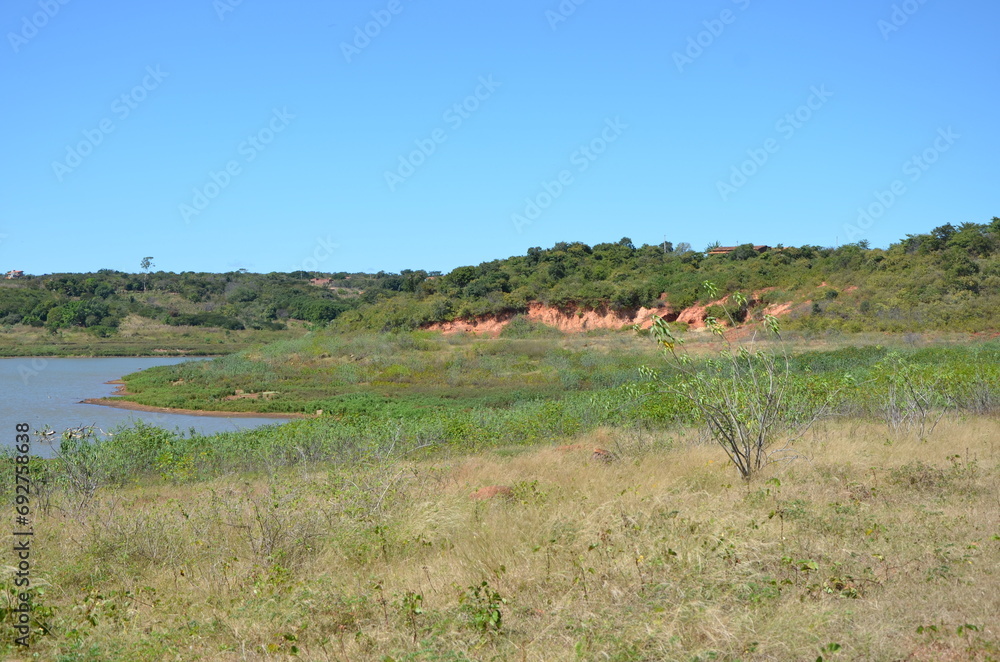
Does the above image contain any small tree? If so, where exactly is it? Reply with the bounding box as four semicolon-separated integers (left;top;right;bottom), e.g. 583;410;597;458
640;282;828;481
729;243;759;261
140;256;155;292
877;352;954;439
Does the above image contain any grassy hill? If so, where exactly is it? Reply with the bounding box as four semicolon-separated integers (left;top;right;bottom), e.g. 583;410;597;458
332;218;1000;334
2;218;999;357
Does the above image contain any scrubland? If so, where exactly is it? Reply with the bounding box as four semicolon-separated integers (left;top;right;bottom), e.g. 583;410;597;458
3;417;999;661
5;326;1000;660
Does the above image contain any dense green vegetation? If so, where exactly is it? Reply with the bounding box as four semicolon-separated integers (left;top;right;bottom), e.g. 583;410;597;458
2;218;999;353
0;269;373;338
333;217;1000;332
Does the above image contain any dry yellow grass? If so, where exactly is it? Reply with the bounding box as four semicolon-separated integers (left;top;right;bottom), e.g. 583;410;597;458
9;418;1000;660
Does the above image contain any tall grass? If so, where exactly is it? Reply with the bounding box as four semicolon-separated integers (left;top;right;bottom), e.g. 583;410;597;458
5;418;999;659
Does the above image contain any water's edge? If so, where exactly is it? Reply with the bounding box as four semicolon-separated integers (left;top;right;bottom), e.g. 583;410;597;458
80;397;307;419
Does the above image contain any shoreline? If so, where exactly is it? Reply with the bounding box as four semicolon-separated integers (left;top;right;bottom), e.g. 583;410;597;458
81;371;311;420
80;397;310;419
0;353;223;359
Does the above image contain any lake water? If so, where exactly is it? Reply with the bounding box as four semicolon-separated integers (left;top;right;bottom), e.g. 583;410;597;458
1;357;288;454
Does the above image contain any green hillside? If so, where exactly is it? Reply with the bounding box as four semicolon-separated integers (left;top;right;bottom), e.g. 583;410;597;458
2;218;998;352
334;217;1000;333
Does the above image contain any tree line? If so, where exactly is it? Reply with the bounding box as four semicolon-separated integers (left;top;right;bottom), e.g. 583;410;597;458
2;218;998;336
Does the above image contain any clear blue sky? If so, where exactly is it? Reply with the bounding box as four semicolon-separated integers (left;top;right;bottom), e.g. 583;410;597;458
2;0;997;275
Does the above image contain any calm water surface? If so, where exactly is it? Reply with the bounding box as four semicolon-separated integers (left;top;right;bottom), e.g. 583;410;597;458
1;357;287;454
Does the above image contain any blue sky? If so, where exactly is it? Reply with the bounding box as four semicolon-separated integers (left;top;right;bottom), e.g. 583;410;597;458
2;0;997;275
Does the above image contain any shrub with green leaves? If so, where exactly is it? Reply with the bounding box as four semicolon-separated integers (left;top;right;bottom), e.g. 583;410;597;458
641;283;836;480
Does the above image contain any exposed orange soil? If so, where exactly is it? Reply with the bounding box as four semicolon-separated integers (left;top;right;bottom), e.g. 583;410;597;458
424;302;671;337
763;302;796;317
675;295;742;329
423;292;813;337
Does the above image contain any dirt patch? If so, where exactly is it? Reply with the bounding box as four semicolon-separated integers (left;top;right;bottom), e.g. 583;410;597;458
103;380;129;396
675;295;734;329
423;316;512;337
676;303;710;328
423;302;673;337
763;302;795;317
423;293;807;336
524;302;665;332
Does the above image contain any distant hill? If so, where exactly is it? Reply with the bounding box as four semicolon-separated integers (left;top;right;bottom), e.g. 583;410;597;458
332;217;1000;334
2;218;998;336
0;270;373;336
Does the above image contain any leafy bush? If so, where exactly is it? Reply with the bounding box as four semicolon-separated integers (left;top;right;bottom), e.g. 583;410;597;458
641;284;834;480
165;312;244;330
